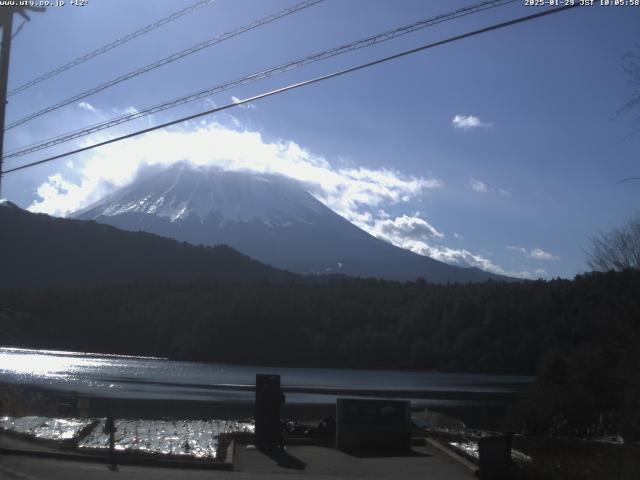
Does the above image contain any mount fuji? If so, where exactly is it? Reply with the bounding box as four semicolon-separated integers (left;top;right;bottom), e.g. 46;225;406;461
73;162;512;283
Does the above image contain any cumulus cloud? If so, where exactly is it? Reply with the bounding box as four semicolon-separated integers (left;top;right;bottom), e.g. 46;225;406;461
395;240;509;275
77;102;96;112
354;212;548;279
202;98;217;109
369;214;444;243
529;248;559;261
359;227;549;279
353;213;528;277
469;178;510;196
452;114;491;130
508;245;559;261
231;96;256;110
111;106;141;117
470;178;489;193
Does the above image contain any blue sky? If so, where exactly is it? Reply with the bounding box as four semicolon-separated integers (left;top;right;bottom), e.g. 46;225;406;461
1;0;638;279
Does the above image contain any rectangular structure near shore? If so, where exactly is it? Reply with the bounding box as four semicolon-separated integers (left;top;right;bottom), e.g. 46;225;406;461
336;398;411;452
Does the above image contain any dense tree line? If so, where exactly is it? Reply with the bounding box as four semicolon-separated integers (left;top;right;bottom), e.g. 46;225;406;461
0;270;636;374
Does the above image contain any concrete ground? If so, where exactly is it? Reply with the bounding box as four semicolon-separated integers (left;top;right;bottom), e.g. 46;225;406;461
234;443;474;479
0;455;228;480
0;442;474;480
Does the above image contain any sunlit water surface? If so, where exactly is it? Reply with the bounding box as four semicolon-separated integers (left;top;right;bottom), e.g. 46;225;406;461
0;347;532;408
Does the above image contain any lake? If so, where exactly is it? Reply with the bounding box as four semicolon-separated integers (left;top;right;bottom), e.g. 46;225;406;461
0;347;533;425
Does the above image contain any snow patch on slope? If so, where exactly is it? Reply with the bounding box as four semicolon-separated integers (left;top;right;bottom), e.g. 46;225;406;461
77;163;326;227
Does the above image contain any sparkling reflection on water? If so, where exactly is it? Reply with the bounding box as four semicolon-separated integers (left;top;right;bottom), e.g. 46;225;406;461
0;347;532;406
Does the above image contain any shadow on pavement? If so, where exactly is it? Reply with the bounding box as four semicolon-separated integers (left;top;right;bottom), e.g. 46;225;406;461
260;448;307;470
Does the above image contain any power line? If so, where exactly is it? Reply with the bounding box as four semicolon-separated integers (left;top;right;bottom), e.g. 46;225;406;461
5;0;325;131
1;4;579;176
7;0;215;97
11;18;27;40
3;0;515;160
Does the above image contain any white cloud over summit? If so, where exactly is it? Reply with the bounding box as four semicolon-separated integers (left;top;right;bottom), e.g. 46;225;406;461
28;120;439;222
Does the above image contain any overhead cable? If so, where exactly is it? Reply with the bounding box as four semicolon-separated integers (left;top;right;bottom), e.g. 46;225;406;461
1;4;579;176
4;0;514;159
8;0;215;97
5;0;325;130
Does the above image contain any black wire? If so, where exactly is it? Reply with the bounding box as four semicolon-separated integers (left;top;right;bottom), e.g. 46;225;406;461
4;0;324;131
2;0;515;158
11;19;27;40
7;0;215;97
1;4;579;176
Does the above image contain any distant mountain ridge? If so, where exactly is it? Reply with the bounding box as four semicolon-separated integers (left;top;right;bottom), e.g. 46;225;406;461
74;162;514;283
0;200;298;290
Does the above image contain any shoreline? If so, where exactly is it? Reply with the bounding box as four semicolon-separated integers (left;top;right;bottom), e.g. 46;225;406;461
2;383;515;430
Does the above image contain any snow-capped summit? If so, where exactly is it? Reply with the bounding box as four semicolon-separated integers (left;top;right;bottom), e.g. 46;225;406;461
74;162;512;283
77;162;324;226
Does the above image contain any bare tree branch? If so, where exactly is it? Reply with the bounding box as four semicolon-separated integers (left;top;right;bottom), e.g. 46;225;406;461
618;42;640;122
588;215;640;271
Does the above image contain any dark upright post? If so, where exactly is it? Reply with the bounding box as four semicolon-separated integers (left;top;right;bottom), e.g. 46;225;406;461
0;6;44;196
255;374;284;450
0;10;14;197
478;434;513;480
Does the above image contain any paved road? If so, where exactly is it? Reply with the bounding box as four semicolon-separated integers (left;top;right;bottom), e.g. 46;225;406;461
0;444;474;479
0;455;231;480
235;443;474;479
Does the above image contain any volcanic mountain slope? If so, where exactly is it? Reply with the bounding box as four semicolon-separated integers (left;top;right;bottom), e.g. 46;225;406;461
73;162;513;283
0;199;297;289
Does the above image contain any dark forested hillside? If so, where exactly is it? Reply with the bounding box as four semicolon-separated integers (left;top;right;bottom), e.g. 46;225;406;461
0;201;298;289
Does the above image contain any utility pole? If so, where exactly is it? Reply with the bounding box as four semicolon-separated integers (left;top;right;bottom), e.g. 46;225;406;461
0;6;44;198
